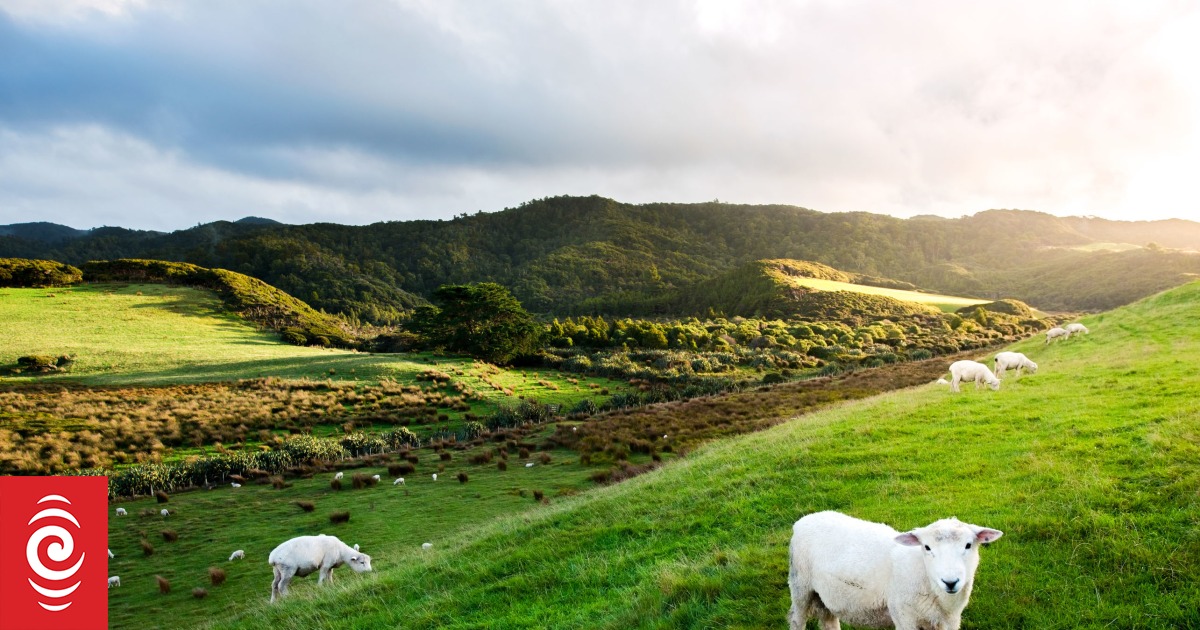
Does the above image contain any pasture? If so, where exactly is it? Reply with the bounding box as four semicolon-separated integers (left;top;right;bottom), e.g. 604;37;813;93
779;275;990;312
210;282;1200;629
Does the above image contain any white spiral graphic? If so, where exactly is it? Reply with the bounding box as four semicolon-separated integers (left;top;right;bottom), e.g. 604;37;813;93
26;494;85;612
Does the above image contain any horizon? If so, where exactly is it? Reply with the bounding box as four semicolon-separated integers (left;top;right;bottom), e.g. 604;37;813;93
2;1;1200;231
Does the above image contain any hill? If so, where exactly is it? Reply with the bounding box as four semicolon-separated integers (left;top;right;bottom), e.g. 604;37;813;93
5;198;1200;320
214;281;1200;629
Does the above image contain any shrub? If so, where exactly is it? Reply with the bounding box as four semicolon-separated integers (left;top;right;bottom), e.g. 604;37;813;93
155;490;170;503
439;451;452;461
761;372;785;385
330;478;343;491
533;489;545;502
329;511;350;524
208;567;226;586
537;453;552;465
518;448;530;459
497;460;507;471
156;575;170;594
161;529;178;542
270;476;288;489
192;587;208;599
351;473;368;490
295;501;315;513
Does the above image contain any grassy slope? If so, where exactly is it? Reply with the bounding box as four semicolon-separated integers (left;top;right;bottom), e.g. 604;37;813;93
215;282;1200;629
782;276;989;312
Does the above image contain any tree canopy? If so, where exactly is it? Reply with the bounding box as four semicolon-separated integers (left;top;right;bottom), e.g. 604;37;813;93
415;283;543;364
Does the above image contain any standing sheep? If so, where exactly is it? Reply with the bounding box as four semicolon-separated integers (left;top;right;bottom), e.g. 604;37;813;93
947;360;1000;392
1045;327;1070;344
993;352;1037;378
115;507;127;516
229;549;245;561
268;535;372;603
1066;323;1089;335
788;511;1002;630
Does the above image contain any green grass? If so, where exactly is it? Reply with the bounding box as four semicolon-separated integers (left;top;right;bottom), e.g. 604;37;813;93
107;438;636;629
781;276;990;312
208;282;1200;629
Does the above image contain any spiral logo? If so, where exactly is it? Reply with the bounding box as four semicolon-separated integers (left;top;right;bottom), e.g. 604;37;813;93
25;494;86;612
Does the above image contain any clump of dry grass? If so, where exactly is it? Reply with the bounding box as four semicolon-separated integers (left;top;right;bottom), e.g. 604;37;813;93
140;540;155;557
330;511;350;524
295;500;315;513
208;567;226;586
192;587;208;599
161;529;178;542
156;575;170;594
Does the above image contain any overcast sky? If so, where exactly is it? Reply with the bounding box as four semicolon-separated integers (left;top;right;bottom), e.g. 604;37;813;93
1;0;1199;231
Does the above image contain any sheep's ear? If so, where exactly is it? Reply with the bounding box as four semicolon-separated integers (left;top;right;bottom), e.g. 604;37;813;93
973;527;1003;544
349;555;358;562
894;532;922;546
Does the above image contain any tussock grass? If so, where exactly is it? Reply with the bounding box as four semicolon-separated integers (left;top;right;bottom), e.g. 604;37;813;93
212;283;1200;629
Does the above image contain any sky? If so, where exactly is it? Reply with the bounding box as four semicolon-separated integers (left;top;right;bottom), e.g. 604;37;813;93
1;0;1199;232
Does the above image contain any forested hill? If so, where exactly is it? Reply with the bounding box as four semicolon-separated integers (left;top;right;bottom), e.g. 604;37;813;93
3;195;1200;321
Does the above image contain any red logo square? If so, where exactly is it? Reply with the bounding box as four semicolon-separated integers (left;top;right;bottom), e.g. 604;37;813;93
0;476;108;630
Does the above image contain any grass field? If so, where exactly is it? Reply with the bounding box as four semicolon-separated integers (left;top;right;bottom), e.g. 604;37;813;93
208;282;1200;629
780;276;990;312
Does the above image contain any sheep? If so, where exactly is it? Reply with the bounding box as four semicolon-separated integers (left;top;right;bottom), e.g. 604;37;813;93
334;472;344;480
421;542;432;550
993;352;1037;378
393;477;405;486
231;482;242;488
268;534;372;603
108;548;114;559
1045;327;1071;344
432;473;438;482
115;507;127;516
160;508;169;517
788;511;1003;630
1066;323;1089;335
229;549;245;561
947;360;1000;393
935;378;949;385
108;576;120;588
525;462;535;468
371;475;381;482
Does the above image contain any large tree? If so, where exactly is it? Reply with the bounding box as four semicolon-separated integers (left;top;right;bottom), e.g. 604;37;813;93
416;282;543;364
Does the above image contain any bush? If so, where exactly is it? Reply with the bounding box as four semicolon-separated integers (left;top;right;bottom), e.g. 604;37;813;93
155;490;170;503
497;460;507;471
0;258;83;288
330;478;343;491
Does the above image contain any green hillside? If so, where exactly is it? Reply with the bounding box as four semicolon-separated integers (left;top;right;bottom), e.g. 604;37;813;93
7;197;1200;319
212;282;1200;629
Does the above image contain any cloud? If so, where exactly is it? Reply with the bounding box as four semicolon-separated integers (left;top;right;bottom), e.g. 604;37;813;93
0;0;1196;229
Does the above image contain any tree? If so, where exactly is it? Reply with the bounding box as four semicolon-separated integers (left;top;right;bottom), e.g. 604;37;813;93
416;283;543;364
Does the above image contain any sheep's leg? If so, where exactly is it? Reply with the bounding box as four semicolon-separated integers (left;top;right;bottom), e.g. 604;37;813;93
318;566;331;585
270;566;281;603
950;376;961;393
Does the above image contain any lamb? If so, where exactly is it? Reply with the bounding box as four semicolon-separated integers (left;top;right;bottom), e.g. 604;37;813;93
230;482;242;488
947;360;1000;392
993;352;1037;378
1066;323;1089;335
1045;327;1070;344
421;542;432;550
268;534;372;603
229;549;245;561
393;477;405;486
432;473;437;481
788;511;1002;630
371;475;381;482
108;576;121;588
160;509;169;517
334;472;344;480
115;507;127;516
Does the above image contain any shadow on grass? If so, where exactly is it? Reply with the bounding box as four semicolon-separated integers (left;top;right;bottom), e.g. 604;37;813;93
41;353;429;386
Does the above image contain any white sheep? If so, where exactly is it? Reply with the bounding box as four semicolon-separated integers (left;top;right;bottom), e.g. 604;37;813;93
788;511;1002;630
393;477;405;486
1045;327;1070;344
947;360;1000;392
371;475;381;482
115;507;127;516
432;473;438;481
334;472;344;480
525;462;535;468
1066;323;1089;335
108;576;120;588
421;542;432;550
231;482;242;488
160;509;169;517
108;548;114;559
993;352;1037;378
229;549;245;561
268;534;372;603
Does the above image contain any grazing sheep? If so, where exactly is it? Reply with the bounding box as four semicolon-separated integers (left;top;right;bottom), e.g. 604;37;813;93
1066;323;1089;335
432;473;438;482
115;507;127;516
231;482;242;488
993;352;1037;378
229;549;245;561
108;576;120;588
788;511;1003;630
371;474;381;482
525;462;535;468
935;378;949;385
160;509;169;517
334;472;344;480
947;360;1000;393
421;542;432;550
1045;327;1071;344
268;534;372;603
393;477;405;486
108;548;114;559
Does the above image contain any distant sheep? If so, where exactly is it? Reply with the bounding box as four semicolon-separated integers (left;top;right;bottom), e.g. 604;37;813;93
334;472;344;480
993;352;1037;378
371;475;381;482
108;548;114;559
1066;323;1089;335
422;542;432;550
1045;327;1071;344
788;511;1002;630
115;507;127;516
160;509;169;517
432;473;438;482
268;534;372;603
229;549;245;561
108;576;120;589
231;482;242;488
393;478;405;486
947;360;1000;392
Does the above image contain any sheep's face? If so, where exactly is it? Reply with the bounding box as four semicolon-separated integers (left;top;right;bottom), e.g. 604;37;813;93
986;378;1000;391
1026;361;1038;374
348;553;372;573
895;519;1002;596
